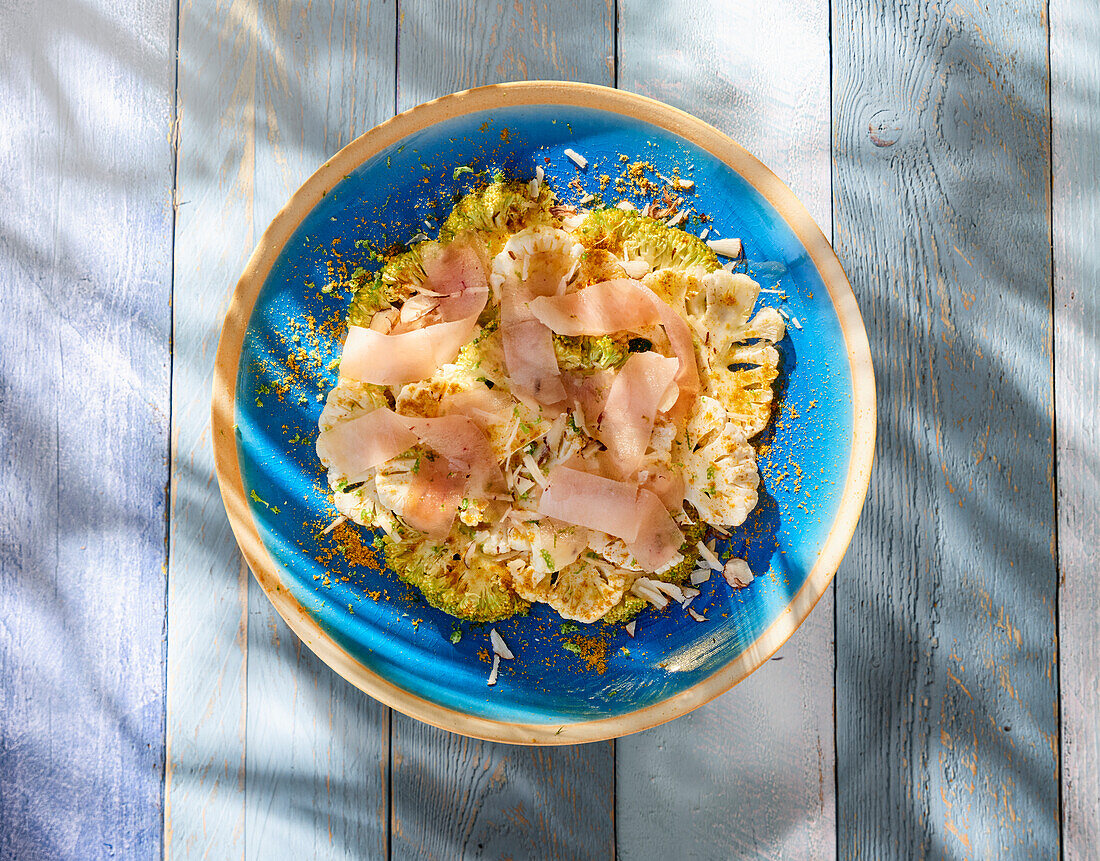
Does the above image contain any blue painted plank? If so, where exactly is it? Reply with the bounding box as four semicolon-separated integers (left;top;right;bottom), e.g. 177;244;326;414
1051;0;1100;853
390;3;616;858
0;0;174;857
832;3;1059;856
615;2;837;857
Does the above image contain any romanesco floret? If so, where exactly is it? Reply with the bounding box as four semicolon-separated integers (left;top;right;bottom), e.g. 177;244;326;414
552;334;630;371
382;534;530;622
440;179;556;252
576;209;719;273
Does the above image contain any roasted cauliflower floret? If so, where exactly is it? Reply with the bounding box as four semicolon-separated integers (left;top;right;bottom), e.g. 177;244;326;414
395;362;480;418
332;481;402;534
319;377;390;434
680;396;760;527
508;557;630;624
705;355;780;442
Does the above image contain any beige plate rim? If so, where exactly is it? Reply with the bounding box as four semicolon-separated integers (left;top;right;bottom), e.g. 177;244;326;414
211;80;877;745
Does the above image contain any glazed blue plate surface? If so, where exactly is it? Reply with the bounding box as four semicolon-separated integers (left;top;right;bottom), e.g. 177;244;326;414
232;98;859;728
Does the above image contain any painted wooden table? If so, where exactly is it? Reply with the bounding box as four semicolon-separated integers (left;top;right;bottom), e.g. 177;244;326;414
1;0;1096;858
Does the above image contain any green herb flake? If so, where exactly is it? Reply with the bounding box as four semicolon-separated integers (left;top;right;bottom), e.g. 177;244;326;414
562;642;582;655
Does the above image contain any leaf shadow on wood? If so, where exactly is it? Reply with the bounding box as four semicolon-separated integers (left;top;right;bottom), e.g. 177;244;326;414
0;0;173;856
169;0;622;856
389;726;615;861
832;4;1060;856
166;0;397;855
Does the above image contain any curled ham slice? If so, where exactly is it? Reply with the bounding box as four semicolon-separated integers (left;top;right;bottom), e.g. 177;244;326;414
401;457;466;538
320;407;502;536
537;466;641;542
340;309;484;386
561;368;615;429
500;273;567;405
342;232;490;385
597;351;679;476
537;466;683;570
420;231;490;321
628;489;684;571
528;279;661;336
393;411;502;537
529;278;699;415
640;466;686;512
501;313;567;405
403;413;504;493
315;408;418;484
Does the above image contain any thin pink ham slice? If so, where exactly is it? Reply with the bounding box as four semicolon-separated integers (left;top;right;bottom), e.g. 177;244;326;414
537;465;683;571
340;233;491;385
528;279;661;335
597;351;679;476
401;456;466;538
561;368;615;429
420;231;490;321
537;466;642;542
340;309;483;386
315;409;419;484
626;489;684;570
397;411;503;537
319;406;502;537
500;272;567;405
640;465;686;512
529;278;699;415
403;413;504;493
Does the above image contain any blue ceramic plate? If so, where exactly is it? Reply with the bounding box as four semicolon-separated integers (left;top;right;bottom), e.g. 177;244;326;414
212;82;875;743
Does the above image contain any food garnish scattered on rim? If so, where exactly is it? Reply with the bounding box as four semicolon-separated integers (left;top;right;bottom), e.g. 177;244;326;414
314;163;789;650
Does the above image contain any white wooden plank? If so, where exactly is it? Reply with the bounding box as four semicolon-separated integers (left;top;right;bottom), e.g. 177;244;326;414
165;0;258;852
615;2;836;858
1051;0;1100;854
832;1;1058;854
390;3;616;858
0;0;174;856
242;3;395;857
167;0;397;857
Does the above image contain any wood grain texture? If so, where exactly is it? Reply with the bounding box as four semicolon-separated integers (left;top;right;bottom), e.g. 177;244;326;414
0;0;173;857
167;0;396;857
396;0;614;108
241;2;395;858
390;3;615;859
615;1;837;857
1051;0;1100;854
831;2;1059;856
166;0;259;851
